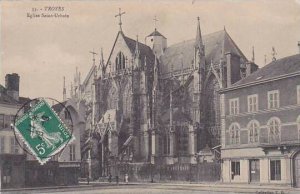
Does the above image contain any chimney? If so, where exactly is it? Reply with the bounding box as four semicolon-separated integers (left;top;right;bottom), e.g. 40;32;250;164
298;41;300;54
5;73;20;101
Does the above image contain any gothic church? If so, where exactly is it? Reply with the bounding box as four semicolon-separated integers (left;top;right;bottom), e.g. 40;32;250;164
77;14;258;177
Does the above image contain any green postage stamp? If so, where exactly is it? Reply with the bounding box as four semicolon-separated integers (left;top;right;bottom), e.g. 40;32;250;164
14;99;75;165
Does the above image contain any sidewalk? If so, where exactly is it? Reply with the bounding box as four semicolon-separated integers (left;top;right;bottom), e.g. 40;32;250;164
85;181;300;193
0;184;92;193
2;181;300;193
0;181;138;193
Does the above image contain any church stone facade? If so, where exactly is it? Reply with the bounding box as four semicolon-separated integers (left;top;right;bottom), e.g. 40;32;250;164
82;17;258;177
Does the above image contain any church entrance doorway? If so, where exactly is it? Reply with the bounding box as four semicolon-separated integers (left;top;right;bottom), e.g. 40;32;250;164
294;152;300;187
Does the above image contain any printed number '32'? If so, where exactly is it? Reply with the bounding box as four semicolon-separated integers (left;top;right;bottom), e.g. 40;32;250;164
36;143;45;155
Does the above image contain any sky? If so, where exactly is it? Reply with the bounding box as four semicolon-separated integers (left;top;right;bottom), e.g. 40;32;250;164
1;0;300;101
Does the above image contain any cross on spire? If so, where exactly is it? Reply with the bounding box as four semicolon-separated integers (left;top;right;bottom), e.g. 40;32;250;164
90;49;98;66
115;8;126;31
153;15;159;29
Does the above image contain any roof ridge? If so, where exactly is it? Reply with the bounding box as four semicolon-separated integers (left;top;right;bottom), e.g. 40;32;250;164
167;30;225;49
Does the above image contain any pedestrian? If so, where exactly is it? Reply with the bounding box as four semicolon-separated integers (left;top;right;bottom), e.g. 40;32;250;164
116;175;119;185
87;176;90;185
125;173;128;184
108;174;112;183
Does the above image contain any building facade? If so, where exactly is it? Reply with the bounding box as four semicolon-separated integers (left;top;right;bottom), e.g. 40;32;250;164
220;54;300;187
25;99;84;187
0;73;83;188
0;73;27;189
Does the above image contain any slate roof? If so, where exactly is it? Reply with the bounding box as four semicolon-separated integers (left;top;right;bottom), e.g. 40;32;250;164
147;29;166;39
233;54;300;86
0;84;18;104
0;84;30;105
123;35;155;66
160;30;248;75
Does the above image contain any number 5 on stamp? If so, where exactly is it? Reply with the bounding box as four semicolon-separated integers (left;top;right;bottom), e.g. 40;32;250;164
13;98;75;165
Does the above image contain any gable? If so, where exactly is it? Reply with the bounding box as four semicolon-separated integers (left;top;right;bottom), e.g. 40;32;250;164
106;32;137;74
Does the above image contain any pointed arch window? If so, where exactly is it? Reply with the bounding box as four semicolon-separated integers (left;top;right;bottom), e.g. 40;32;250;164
248;120;259;143
229;123;240;145
163;133;170;155
176;125;189;156
123;83;131;115
268;117;281;144
115;52;126;71
108;86;118;110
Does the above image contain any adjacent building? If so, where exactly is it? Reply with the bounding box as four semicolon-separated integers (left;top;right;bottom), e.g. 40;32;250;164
0;73;29;189
0;73;83;188
220;54;300;187
25;99;84;186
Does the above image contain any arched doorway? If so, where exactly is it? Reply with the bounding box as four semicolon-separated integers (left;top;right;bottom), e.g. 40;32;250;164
294;150;300;187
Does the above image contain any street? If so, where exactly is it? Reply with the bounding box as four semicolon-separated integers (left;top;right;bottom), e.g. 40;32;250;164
1;183;296;194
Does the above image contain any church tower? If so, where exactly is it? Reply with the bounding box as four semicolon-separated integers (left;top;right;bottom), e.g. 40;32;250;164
145;28;167;58
193;17;206;153
131;36;151;162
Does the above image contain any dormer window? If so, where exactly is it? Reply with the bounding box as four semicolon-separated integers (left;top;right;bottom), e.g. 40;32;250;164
115;52;125;71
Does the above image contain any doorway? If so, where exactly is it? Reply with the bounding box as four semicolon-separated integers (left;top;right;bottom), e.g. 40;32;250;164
294;152;300;187
249;159;260;182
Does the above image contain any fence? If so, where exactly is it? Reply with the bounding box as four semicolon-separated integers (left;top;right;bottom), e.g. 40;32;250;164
117;162;221;183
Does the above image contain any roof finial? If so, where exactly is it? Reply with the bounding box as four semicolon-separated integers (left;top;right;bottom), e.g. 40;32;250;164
99;48;104;67
90;49;98;66
115;8;126;31
70;81;73;97
251;46;255;63
153;15;159;30
264;54;267;65
195;16;204;47
135;35;140;58
63;76;66;101
271;46;277;61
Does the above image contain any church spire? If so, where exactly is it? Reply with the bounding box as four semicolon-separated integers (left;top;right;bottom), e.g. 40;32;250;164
271;46;277;61
195;16;204;54
63;76;66;101
99;48;105;77
100;48;104;66
251;46;255;63
135;35;140;58
70;82;73;98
